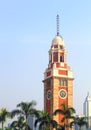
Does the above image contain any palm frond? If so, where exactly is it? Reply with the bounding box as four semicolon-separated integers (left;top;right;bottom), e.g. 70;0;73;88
11;109;24;118
39;121;48;130
10;121;18;127
53;109;64;115
50;120;58;128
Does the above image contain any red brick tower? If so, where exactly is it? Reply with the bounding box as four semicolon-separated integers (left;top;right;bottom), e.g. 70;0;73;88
43;15;74;124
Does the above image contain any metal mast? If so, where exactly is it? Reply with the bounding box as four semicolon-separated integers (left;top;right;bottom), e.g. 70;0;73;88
57;14;60;36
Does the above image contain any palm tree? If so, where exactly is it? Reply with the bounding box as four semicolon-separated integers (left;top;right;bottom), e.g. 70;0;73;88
11;101;37;119
10;116;31;130
70;116;88;130
11;101;38;130
35;110;58;130
53;103;76;130
0;108;10;130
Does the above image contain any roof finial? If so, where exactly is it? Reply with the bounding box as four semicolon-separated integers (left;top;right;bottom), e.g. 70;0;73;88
57;14;60;36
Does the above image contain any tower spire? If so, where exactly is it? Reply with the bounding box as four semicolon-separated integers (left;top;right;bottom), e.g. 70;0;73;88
57;14;60;36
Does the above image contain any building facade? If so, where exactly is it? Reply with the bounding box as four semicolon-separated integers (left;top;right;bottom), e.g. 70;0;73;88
28;115;39;130
83;93;91;129
43;15;74;124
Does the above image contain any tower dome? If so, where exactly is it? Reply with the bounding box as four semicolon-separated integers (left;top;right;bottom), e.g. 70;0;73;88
52;35;64;46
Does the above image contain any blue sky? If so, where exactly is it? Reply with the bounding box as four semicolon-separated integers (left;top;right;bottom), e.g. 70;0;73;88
0;0;91;114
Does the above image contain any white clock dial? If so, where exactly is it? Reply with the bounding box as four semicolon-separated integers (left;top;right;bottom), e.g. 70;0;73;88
47;90;51;100
59;89;67;99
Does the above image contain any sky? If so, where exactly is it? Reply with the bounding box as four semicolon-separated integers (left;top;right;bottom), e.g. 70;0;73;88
0;0;91;115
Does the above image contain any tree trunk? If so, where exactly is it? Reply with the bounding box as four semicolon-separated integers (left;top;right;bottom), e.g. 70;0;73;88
2;121;4;130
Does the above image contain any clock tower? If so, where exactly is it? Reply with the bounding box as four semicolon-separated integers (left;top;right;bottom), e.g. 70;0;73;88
43;15;74;124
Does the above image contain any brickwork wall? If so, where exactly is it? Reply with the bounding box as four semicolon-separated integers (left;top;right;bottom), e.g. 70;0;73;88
68;79;73;107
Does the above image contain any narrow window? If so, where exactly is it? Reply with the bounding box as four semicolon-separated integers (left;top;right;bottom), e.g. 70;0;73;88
59;79;68;86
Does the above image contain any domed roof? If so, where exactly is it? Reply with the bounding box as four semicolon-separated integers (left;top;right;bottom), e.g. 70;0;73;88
52;36;64;46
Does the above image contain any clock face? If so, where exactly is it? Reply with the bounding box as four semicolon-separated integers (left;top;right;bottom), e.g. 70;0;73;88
59;89;67;99
47;90;51;100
